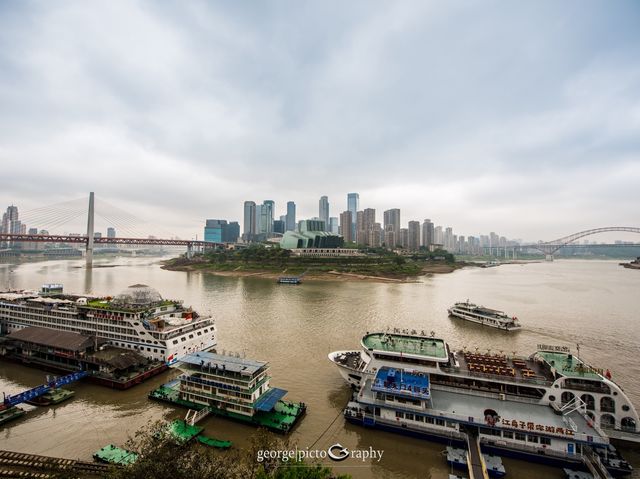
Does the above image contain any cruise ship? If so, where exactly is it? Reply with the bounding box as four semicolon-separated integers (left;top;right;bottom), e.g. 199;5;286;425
329;330;639;471
0;284;216;364
448;301;521;330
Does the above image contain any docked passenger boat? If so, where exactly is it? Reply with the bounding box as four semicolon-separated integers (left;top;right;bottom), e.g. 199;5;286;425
0;284;216;364
448;301;521;330
329;330;639;473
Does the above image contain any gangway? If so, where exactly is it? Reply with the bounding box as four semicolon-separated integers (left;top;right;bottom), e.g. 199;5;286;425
1;370;88;409
185;407;210;426
583;447;614;479
464;429;489;479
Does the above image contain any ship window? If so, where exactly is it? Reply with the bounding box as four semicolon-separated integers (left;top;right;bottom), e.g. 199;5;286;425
425;417;434;424
622;405;630;412
503;431;513;439
181;337;186;342
561;391;575;405
416;415;424;422
405;413;414;421
197;332;201;336
395;411;404;418
203;329;208;333
621;417;636;432
527;435;538;443
435;419;444;427
548;395;556;402
540;437;551;445
600;414;615;428
188;334;193;339
173;340;178;345
581;394;595;410
600;397;615;413
154;349;157;353
515;432;526;441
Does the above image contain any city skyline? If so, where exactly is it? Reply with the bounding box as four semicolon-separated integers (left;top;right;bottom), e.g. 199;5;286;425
0;2;639;241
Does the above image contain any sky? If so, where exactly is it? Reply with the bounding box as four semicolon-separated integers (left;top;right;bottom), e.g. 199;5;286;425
0;0;639;242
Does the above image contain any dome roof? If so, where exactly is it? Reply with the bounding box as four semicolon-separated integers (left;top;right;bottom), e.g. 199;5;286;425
113;284;162;306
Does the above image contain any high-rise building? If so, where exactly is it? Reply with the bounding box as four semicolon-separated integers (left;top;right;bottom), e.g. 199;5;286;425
1;205;22;248
243;201;257;241
329;217;339;234
259;200;275;236
383;209;401;247
370;222;382;248
422;219;434;249
107;227;116;238
347;193;359;238
205;219;240;243
408;221;421;251
399;228;409;249
319;196;329;232
356;211;365;244
273;220;285;234
286;201;296;232
445;227;453;251
434;226;444;246
384;224;396;248
339;211;353;243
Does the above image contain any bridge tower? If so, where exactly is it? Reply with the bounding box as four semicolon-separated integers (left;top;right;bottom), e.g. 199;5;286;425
86;192;95;268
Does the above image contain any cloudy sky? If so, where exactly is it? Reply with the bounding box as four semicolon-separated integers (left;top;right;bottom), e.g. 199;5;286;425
1;0;639;242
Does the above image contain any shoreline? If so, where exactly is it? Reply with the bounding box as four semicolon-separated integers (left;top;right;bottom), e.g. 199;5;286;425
161;260;470;283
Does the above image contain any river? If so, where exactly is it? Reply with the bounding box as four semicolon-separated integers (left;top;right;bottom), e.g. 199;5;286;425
1;257;639;478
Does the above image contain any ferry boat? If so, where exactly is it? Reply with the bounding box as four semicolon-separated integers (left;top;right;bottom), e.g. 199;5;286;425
620;257;640;270
448;301;521;330
0;284;216;364
329;331;639;472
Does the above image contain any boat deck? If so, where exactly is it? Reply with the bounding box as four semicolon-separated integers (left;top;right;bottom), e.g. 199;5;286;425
453;351;553;383
358;379;607;445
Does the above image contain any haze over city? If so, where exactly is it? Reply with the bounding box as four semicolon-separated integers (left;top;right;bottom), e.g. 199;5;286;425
1;1;639;242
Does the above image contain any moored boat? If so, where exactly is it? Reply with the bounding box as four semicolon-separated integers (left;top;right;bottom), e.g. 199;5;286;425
26;388;74;406
330;330;639;473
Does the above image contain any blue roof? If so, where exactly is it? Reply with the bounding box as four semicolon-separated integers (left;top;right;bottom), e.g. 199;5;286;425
254;387;288;412
372;368;430;399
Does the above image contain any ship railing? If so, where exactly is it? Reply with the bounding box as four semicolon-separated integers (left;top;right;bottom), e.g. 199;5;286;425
430;384;543;404
583;446;615;479
480;437;582;461
439;366;554;386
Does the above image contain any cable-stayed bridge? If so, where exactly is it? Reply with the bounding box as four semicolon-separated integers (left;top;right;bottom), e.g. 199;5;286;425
0;192;221;267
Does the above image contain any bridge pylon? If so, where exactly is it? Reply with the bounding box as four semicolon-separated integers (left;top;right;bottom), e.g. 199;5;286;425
86;192;95;268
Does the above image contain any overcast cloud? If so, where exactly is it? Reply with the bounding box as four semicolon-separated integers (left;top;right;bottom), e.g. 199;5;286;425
0;0;639;241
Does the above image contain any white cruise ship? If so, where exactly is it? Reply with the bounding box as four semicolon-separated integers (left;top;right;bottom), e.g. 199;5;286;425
448;301;521;330
329;330;639;473
0;284;216;364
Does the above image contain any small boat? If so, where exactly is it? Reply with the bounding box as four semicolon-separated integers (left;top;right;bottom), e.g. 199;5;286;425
93;444;138;465
482;260;500;268
593;444;633;476
0;406;26;426
620;257;640;270
448;300;521;331
197;435;232;449
446;446;506;478
277;276;302;284
26;388;75;406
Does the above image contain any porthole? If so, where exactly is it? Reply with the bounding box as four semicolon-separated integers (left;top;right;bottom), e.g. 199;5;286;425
549;395;556;402
622;405;630;412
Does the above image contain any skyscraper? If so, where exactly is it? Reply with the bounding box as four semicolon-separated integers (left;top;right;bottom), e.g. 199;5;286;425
339;211;353;243
383;209;401;241
356;211;365;244
363;208;376;246
422;219;434;249
329;217;339;234
243;201;257;241
286;201;296;232
347;193;359;238
260;200;275;236
408;221;421;251
319;196;329;232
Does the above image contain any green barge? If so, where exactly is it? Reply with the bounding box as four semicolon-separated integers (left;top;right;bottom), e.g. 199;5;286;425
148;351;306;433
